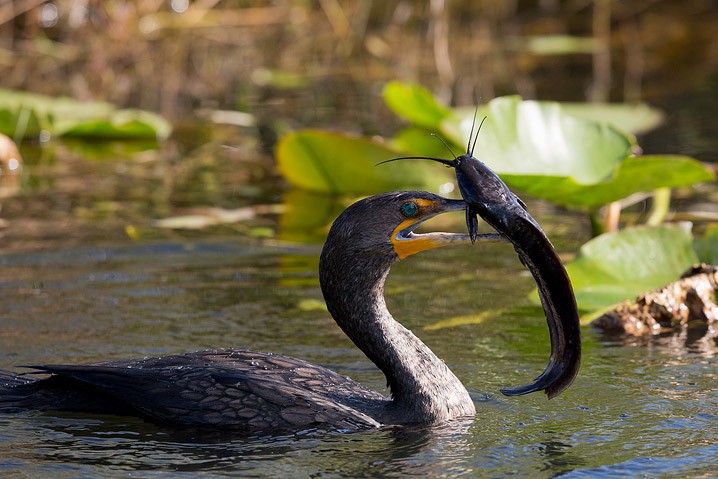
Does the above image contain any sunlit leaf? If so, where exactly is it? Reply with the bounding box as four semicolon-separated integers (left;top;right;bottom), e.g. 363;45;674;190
275;83;709;216
560;102;664;135
434;96;711;209
383;81;452;130
276;130;452;194
503;155;716;208
441;96;632;183
562;224;699;311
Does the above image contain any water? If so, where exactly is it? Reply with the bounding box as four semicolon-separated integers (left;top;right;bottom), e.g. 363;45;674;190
1;238;716;478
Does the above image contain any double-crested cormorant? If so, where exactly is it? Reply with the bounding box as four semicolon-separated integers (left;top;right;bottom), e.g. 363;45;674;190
0;190;579;431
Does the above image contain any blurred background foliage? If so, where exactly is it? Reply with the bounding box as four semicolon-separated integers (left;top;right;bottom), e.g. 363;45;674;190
0;0;717;256
1;1;716;141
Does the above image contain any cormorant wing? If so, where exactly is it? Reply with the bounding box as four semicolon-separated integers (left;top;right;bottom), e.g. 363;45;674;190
19;349;386;430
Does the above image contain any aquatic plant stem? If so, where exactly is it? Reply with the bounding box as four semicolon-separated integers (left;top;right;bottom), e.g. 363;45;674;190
646;187;671;226
603;201;622;233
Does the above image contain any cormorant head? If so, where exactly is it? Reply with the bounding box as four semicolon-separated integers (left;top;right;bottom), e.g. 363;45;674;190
322;191;471;266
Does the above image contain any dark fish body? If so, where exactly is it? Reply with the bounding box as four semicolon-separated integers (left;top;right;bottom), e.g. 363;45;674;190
452;153;581;398
378;146;582;398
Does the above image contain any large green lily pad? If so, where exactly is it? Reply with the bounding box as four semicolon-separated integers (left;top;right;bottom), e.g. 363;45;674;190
563;224;699;311
383;83;712;210
276;130;453;194
441;95;633;184
560;102;664;136
503;155;715;208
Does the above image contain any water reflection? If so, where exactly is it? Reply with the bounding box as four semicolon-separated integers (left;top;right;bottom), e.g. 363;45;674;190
7;413;483;477
596;322;718;358
534;437;583;473
5;412;603;478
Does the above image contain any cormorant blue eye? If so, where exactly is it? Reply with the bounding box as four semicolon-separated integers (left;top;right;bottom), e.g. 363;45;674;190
401;202;418;217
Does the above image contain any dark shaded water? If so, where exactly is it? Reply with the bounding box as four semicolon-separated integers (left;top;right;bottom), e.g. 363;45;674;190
1;238;716;478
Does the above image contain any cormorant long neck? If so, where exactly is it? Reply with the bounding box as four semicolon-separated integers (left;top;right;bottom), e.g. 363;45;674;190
319;248;475;424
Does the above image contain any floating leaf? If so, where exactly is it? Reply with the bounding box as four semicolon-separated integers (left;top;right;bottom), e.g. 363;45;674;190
436;96;712;210
276;82;709;217
0;89;171;140
276;130;452;194
502;155;716;208
389;127;458;159
153;205;282;230
560;102;664;136
383;81;451;130
561;224;699;311
56;109;172;139
441;96;632;184
61;138;163;159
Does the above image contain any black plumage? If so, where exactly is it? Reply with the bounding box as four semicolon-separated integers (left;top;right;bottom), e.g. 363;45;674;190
1;192;477;431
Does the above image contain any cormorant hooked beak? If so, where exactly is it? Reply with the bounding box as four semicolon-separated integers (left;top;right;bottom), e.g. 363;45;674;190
389;196;503;260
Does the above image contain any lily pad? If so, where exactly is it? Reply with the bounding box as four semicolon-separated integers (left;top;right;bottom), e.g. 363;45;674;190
0;89;171;140
383;81;451;130
437;95;710;210
560;102;664;136
441;95;633;184
275;129;452;194
56;109;172;139
561;224;699;311
390;127;459;159
277;82;710;216
502;155;715;208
